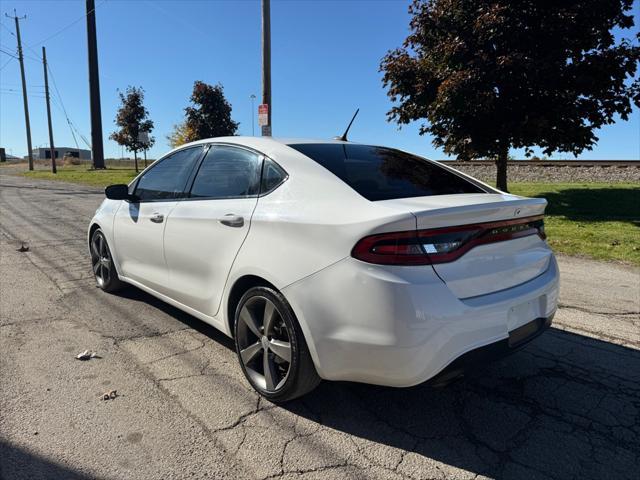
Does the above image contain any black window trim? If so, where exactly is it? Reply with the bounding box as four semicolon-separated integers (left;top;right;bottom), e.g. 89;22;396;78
259;157;289;197
179;142;289;202
128;144;208;203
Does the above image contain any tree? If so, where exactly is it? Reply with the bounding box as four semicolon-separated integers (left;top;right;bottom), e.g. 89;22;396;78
185;81;239;140
166;121;195;148
110;86;154;173
380;0;640;191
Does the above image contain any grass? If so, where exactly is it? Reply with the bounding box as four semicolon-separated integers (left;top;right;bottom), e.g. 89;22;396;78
509;183;639;265
19;165;139;187
8;165;640;265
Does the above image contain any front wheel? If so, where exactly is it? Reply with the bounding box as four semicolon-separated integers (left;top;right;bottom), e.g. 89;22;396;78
90;229;124;293
234;286;320;402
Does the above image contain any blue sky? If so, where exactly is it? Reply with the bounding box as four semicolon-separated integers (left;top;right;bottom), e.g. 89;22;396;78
1;0;638;160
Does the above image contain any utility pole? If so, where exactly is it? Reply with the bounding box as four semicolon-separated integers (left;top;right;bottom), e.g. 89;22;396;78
85;0;105;169
261;0;272;136
42;47;57;174
5;10;34;170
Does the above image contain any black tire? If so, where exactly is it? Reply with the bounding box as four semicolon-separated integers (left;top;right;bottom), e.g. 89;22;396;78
90;229;125;293
234;286;321;402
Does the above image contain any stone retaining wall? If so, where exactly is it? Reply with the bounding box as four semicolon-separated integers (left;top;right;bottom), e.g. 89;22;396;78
445;163;640;183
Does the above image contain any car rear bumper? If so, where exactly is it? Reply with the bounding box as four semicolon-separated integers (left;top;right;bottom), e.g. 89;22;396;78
428;314;553;386
282;254;559;387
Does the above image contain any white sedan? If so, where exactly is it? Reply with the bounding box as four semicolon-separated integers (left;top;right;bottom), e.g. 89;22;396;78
88;137;559;402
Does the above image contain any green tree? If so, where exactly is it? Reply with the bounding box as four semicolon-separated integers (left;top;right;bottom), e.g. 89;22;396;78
110;86;154;173
185;81;239;140
380;0;640;191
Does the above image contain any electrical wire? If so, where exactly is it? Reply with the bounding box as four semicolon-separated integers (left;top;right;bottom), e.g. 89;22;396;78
0;90;45;98
2;6;101;152
0;86;44;93
0;22;16;38
22;50;41;63
27;0;107;49
0;21;42;63
0;56;13;71
0;47;17;59
47;64;90;149
48;95;80;149
0;58;14;71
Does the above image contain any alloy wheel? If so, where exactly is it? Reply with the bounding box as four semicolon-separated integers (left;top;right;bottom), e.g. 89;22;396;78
90;232;112;288
237;296;292;392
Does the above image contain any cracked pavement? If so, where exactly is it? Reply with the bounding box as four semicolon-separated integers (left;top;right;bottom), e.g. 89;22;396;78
1;174;638;480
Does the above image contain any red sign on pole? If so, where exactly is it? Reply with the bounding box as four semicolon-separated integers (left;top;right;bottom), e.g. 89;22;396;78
258;103;269;127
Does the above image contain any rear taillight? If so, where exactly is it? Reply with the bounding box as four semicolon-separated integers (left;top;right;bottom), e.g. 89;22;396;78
352;216;545;265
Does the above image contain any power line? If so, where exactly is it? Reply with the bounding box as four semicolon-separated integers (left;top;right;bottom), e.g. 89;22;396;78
22;50;41;63
0;56;14;70
49;94;82;150
0;90;45;98
0;87;44;93
2;22;39;67
27;0;107;49
0;22;15;37
0;23;19;70
47;63;90;149
0;47;17;58
0;83;44;88
1;22;40;62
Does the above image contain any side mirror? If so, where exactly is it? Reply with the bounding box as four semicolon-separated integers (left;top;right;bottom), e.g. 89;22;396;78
105;184;136;201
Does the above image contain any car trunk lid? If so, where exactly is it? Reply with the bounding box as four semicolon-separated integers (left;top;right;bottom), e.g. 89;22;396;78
377;193;552;298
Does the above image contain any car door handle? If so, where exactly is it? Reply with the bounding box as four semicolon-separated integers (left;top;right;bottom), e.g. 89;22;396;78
150;213;164;223
219;214;244;228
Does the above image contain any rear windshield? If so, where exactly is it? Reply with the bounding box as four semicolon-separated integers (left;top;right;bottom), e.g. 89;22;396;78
288;143;486;201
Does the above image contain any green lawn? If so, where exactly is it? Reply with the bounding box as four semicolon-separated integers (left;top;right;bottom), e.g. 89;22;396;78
21;165;138;187
13;166;640;265
509;183;639;265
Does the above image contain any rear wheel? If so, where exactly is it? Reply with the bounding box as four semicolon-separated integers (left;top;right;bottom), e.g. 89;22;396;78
234;286;320;402
90;229;124;293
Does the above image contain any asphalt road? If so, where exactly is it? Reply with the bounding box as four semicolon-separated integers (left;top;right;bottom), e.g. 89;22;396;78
1;174;638;480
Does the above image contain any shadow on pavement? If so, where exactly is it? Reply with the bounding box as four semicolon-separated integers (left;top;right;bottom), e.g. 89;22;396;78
283;328;640;479
0;440;94;480
116;286;235;351
109;286;640;479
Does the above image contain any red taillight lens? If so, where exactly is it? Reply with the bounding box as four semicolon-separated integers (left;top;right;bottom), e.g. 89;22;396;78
352;216;545;266
351;230;430;265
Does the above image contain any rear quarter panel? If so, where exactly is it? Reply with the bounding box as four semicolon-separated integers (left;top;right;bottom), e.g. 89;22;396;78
223;147;419;335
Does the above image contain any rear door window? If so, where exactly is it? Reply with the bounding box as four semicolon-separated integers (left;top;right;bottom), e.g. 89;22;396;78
289;143;486;201
189;145;262;199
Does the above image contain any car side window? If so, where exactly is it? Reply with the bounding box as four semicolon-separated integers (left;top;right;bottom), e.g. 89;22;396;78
260;158;287;194
189;146;261;199
135;147;203;201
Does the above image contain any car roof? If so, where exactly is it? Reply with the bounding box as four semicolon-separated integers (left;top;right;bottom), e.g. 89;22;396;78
177;136;351;149
163;136;355;178
169;136;362;170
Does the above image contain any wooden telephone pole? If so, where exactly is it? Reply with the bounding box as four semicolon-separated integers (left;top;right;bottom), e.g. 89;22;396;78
85;0;105;169
5;10;34;170
42;47;57;174
261;0;272;136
